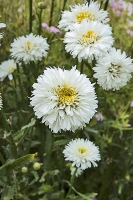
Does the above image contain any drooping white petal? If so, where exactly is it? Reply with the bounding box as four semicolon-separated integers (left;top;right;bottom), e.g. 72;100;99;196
0;59;16;81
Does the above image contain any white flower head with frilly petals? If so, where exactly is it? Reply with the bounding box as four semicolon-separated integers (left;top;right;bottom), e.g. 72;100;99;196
58;1;109;31
63;138;101;170
10;33;49;64
0;93;2;110
0;59;16;81
0;21;6;42
30;66;98;133
64;19;113;62
93;47;133;91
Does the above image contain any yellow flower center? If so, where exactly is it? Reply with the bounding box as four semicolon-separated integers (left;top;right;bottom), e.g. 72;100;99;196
78;147;87;154
109;63;121;77
11;66;16;70
76;11;96;23
80;30;99;44
55;84;79;106
26;41;31;50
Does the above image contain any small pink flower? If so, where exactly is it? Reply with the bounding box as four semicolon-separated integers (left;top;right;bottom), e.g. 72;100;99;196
94;113;104;121
126;29;133;36
49;26;62;34
130;100;133;107
41;23;50;31
41;23;62;34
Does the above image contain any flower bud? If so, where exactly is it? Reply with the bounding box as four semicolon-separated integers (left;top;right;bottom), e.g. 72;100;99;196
38;2;47;9
21;166;28;173
33;162;41;170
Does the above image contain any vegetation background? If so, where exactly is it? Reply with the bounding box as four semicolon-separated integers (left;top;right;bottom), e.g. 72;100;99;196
0;0;133;199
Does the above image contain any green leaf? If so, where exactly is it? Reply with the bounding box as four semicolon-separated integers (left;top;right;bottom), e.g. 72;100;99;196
45;129;53;155
38;184;53;195
54;139;70;147
13;118;36;142
3;131;12;139
29;171;39;185
1;186;14;200
64;180;97;200
0;154;35;172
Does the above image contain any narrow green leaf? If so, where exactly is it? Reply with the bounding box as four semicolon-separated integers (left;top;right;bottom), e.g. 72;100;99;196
64;180;97;200
29;171;39;185
0;154;35;172
13;118;36;141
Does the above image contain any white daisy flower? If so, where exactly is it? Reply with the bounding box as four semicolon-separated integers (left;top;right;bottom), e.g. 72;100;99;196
10;33;49;64
93;47;133;91
0;21;6;42
58;1;109;31
70;166;83;177
63;138;101;170
64;19;113;62
30;66;98;133
0;93;2;110
0;59;17;81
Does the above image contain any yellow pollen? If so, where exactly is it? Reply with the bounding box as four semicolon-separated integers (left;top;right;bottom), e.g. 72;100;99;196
78;147;87;154
11;66;16;70
80;30;98;44
76;11;96;23
26;41;31;50
109;63;121;76
55;84;78;105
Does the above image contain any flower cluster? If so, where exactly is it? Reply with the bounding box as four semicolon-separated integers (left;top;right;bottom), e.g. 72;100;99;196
110;0;133;17
59;1;113;63
58;1;133;91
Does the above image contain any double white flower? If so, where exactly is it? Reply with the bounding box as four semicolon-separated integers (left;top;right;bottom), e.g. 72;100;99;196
58;1;109;31
64;19;113;62
93;48;133;90
63;138;101;170
30;66;98;133
10;33;49;64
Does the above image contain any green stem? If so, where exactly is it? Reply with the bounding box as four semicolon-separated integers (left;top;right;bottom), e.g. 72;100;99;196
12;74;18;104
0;110;17;158
49;0;55;26
16;128;29;146
104;0;109;10
0;152;5;164
16;64;25;109
59;0;67;21
66;168;77;198
0;110;10;132
13;170;18;199
38;9;42;35
80;60;84;74
29;0;32;33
